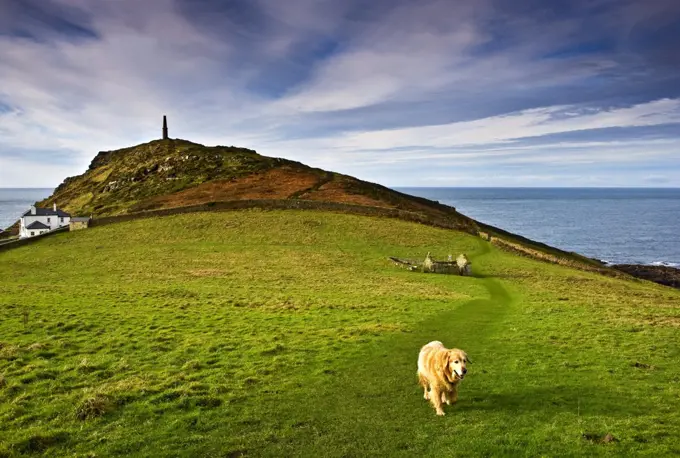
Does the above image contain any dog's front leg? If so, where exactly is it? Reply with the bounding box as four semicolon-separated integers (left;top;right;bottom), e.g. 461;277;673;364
441;391;451;405
430;387;445;416
449;384;459;404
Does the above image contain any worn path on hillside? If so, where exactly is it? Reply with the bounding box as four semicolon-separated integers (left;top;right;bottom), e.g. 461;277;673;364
238;238;516;457
420;237;512;346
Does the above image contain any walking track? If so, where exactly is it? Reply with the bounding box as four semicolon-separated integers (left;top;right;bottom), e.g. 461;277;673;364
257;238;516;456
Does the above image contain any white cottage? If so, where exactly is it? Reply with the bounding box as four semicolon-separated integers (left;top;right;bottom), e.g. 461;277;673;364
19;204;71;238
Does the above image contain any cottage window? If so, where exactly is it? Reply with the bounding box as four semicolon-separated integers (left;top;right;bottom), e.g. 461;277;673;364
61;217;64;223
47;217;51;222
30;231;34;236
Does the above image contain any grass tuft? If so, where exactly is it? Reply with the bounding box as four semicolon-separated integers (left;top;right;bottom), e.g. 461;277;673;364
181;360;203;371
27;342;45;351
75;393;113;420
0;344;19;361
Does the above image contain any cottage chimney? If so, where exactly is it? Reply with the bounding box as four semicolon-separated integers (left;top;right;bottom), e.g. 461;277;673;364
30;205;36;215
53;203;57;212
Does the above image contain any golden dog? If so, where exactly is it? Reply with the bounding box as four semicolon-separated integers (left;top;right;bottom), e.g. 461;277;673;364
417;341;468;416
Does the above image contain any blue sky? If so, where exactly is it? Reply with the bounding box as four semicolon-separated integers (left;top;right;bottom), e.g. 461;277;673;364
0;0;679;187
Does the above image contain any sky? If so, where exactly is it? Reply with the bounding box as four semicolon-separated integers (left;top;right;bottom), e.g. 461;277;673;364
0;0;679;188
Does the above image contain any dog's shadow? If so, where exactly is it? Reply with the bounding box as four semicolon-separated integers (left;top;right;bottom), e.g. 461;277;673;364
454;384;651;418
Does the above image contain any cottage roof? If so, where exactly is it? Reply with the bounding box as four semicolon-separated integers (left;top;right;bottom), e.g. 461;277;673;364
26;221;50;230
22;207;71;218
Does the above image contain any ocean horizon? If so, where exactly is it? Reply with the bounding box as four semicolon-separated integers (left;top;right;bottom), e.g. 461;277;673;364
397;187;680;267
0;188;54;231
2;186;679;267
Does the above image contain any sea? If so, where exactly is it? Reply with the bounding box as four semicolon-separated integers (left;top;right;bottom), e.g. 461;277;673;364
1;187;678;266
397;188;680;267
0;188;54;231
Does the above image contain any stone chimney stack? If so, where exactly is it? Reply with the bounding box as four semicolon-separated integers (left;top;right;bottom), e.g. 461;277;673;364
162;115;168;140
30;205;36;215
53;203;57;212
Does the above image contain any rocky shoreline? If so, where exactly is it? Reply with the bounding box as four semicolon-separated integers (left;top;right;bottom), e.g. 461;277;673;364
612;264;680;289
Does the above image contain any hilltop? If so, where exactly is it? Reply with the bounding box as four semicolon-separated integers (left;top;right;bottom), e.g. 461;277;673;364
37;138;476;232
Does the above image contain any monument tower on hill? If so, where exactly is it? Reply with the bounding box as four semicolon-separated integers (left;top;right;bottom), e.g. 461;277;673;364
162;115;168;140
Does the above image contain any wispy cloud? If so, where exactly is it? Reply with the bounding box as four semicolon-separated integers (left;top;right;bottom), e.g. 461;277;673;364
0;0;679;187
337;98;680;150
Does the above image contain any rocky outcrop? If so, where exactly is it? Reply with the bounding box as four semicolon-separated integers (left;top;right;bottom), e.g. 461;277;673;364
613;264;680;289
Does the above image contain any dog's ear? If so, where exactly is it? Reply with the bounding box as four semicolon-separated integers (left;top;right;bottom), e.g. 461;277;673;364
436;351;451;373
445;352;454;374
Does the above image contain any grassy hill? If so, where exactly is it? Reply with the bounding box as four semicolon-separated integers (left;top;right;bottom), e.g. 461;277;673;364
35;139;476;232
1;211;679;456
17;137;621;277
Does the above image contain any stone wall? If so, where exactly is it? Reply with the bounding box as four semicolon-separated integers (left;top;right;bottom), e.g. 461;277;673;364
0;227;69;253
89;199;478;234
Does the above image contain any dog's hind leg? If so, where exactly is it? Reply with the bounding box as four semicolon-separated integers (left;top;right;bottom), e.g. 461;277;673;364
417;372;430;400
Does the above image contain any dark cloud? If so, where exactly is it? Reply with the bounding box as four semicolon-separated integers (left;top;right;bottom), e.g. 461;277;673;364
0;0;97;40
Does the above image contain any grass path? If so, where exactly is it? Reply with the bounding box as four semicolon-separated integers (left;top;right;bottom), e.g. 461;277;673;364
234;238;517;457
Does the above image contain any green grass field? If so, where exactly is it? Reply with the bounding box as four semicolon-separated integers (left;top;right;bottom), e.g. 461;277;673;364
1;211;679;457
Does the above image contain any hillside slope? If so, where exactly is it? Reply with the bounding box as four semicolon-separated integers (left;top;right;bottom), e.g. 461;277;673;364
37;138;477;233
1;211;679;456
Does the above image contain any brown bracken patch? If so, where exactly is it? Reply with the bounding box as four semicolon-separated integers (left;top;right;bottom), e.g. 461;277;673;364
136;167;401;212
137;167;320;210
302;178;394;208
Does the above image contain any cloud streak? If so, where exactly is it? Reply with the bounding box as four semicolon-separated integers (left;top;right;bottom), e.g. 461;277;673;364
338;98;680;150
0;0;679;187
